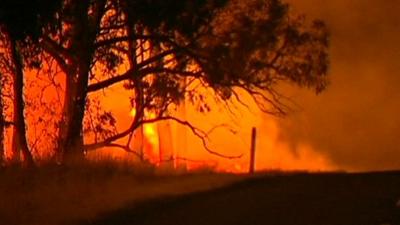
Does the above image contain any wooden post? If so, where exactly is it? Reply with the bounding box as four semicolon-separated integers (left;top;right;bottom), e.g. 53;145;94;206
249;127;257;174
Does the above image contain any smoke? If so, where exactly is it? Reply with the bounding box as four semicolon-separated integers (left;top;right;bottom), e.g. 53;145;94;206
274;0;400;171
91;0;400;172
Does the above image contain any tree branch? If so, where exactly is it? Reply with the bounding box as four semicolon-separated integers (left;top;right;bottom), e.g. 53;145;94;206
105;143;142;158
87;68;134;92
84;114;242;159
40;36;72;74
94;34;173;49
87;66;202;93
87;48;177;93
148;116;243;159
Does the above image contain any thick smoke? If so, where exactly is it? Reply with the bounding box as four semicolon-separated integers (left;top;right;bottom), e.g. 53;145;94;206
275;0;400;171
103;0;400;172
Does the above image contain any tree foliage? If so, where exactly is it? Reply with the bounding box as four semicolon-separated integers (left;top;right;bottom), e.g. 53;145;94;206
0;0;61;40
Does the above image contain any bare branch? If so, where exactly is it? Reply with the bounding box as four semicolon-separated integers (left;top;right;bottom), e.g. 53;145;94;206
84;113;242;159
84;115;141;151
206;123;237;136
142;116;243;159
105;143;142;158
159;156;217;165
87;68;135;92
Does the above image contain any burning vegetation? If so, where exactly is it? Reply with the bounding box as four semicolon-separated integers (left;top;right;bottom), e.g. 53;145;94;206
0;0;329;172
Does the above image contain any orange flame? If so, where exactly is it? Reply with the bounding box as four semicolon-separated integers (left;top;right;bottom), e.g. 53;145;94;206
113;85;336;173
130;108;160;164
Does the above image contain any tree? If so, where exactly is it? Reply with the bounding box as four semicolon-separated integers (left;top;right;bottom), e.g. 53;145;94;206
0;27;35;166
0;0;61;166
39;0;109;163
36;0;329;164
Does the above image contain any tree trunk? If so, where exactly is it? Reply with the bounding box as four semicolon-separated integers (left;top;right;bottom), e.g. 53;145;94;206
0;76;4;165
10;38;35;167
59;68;89;164
58;0;103;164
10;130;20;163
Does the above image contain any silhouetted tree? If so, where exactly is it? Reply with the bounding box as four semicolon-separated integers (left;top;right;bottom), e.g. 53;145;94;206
86;0;329;156
0;27;36;166
39;0;109;163
38;0;329;164
10;36;35;165
0;0;61;166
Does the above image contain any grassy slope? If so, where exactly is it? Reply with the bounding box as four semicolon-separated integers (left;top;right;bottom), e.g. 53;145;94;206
90;171;400;225
0;163;243;225
2;164;399;225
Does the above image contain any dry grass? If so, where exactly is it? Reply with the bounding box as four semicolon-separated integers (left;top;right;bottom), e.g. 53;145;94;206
0;160;244;225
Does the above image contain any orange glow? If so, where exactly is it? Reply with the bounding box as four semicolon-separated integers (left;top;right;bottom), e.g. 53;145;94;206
159;88;336;173
2;67;336;172
0;28;335;173
1;65;336;173
129;108;137;118
129;108;160;164
126;87;335;173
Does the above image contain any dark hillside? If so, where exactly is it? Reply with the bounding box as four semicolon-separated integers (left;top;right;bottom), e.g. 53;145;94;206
89;172;400;225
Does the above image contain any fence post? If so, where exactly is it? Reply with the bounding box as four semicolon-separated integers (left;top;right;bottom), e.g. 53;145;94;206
249;127;257;174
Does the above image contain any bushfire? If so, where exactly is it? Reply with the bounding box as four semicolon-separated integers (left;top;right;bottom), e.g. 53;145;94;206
129;108;159;165
124;98;335;173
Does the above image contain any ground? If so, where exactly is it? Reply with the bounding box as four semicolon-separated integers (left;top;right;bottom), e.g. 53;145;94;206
1;164;399;225
87;171;400;225
0;162;242;225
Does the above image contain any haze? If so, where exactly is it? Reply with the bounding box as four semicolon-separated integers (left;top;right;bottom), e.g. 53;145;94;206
278;0;400;171
4;0;398;172
178;0;400;172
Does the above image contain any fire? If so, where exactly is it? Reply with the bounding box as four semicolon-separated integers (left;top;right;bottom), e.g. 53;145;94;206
129;108;160;164
127;87;336;173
